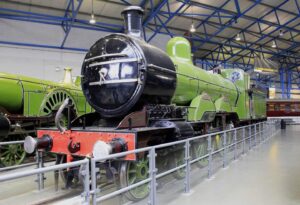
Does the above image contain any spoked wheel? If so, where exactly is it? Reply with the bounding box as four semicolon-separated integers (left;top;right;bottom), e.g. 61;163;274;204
212;134;225;158
56;155;82;188
58;113;68;128
0;143;26;167
119;158;149;201
0;135;27;167
171;151;185;179
213;134;222;151
192;140;208;168
39;89;77;117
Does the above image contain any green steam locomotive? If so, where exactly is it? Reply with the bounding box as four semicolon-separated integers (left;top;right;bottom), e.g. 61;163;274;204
24;6;267;201
0;68;92;166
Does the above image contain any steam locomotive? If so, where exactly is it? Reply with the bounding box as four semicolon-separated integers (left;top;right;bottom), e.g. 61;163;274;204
24;6;266;201
0;68;92;166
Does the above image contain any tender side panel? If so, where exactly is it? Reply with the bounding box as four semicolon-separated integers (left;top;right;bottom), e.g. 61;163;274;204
252;93;266;118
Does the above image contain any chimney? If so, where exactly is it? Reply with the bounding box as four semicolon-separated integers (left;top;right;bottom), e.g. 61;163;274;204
63;67;73;85
121;6;144;39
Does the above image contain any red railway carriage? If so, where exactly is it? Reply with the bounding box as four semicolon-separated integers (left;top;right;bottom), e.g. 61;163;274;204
267;99;300;117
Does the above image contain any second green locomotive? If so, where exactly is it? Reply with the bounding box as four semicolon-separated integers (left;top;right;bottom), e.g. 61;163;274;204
0;68;93;166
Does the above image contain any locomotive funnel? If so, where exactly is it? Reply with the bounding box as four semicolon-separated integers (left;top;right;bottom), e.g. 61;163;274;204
121;6;144;39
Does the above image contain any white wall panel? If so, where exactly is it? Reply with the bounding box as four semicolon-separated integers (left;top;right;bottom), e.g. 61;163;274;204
0;19;172;82
0;45;84;81
64;28;109;49
0;19;64;46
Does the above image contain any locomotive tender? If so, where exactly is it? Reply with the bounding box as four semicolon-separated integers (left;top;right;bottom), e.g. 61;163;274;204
24;6;266;201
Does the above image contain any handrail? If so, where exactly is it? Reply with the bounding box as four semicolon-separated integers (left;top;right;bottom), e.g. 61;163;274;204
90;121;280;205
0;120;280;205
0;158;89;182
0;140;24;145
92;121;267;162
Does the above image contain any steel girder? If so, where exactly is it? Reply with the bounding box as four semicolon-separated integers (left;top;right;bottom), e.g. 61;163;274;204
61;0;83;48
0;0;300;74
142;0;191;42
201;1;297;62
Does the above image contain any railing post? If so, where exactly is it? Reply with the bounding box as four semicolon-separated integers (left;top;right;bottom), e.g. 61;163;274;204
234;129;237;160
242;127;245;155
81;159;90;205
54;168;59;192
149;147;157;205
184;140;191;193
263;122;266;141
249;125;252;150
259;123;262;143
268;123;270;138
266;122;268;139
91;159;98;205
254;124;257;147
268;123;269;136
36;150;44;191
207;135;212;179
223;132;227;168
260;122;265;142
268;122;270;138
267;123;270;139
264;122;266;139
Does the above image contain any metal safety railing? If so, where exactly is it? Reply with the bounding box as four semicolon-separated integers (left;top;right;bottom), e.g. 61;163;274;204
0;121;279;205
0;156;91;204
0;140;52;172
0;140;34;171
90;121;279;205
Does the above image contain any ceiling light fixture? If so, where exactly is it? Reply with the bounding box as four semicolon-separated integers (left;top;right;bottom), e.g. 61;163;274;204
89;14;96;24
190;23;196;33
190;5;196;33
271;40;277;48
89;0;96;24
279;29;284;36
235;33;241;41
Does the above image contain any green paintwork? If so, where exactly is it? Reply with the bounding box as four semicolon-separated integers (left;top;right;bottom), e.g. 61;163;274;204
166;37;266;121
214;96;232;112
167;38;237;106
123;158;149;201
252;91;267;119
0;74;23;112
188;93;215;121
0;72;92;117
221;69;250;120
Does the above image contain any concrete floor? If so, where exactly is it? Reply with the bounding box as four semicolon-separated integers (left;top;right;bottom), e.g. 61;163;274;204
166;125;300;205
0;162;81;205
